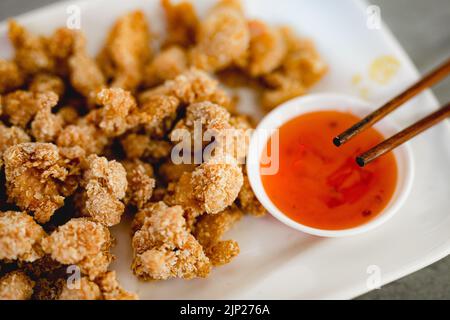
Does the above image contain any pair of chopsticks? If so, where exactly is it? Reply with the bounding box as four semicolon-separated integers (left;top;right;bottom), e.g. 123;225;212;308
333;57;450;167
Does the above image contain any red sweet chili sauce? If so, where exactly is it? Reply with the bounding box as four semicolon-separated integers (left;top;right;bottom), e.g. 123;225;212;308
261;110;398;230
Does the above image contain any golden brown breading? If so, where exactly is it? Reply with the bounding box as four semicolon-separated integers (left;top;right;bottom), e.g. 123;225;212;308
75;155;127;227
0;123;31;168
139;94;180;138
237;174;266;217
30;103;63;143
143;46;188;88
58;276;102;300
57;120;109;156
120;133;172;161
8;20;53;75
90;88;139;137
68;33;105;101
161;0;199;48
131;201;169;234
141;68;233;111
0;271;35;300
29;73;65;97
56;106;79;125
2;90;58;129
97;11;152;91
122;159;155;209
42;218;113;280
191;155;243;214
194;206;242;265
96;271;138;300
132;204;210;280
261;27;327;110
190;0;250;72
237;20;287;77
0;59;24;94
3;143;84;223
0;211;46;262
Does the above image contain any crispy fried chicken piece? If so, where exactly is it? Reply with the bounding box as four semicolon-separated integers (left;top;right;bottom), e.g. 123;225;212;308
68;33;105;101
56;106;79;125
29;73;65;97
161;0;199;48
191;155;243;214
2;90;58;129
131;201;169;234
0;271;35;300
190;0;250;72
58;276;102;300
237;174;266;217
0;123;30;168
0;59;24;94
122;159;155;209
8;20;54;75
143;46;188;88
30;103;63;143
261;27;327;110
194;205;242;265
96;271;138;300
237;20;287;77
57;120;109;156
0;211;46;262
140;68;234;111
132;204;210;280
120;133;172;161
42;218;113;280
97;11;152;91
139;94;180;138
90;88;139;137
76;155;127;226
3;143;84;223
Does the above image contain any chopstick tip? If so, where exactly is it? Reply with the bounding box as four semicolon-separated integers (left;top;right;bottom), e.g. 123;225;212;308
356;156;366;167
333;137;342;147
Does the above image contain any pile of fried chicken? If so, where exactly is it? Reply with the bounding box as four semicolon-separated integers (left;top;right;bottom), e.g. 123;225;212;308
0;0;326;300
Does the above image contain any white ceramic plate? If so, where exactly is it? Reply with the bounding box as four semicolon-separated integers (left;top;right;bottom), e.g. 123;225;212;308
1;0;449;299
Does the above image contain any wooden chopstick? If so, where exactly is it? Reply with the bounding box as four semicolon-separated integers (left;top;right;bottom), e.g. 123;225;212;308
333;57;450;147
355;102;450;167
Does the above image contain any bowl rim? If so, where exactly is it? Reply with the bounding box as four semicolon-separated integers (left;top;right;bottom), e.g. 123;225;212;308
246;92;415;237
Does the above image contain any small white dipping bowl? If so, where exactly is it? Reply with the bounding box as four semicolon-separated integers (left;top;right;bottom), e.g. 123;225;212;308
246;93;414;237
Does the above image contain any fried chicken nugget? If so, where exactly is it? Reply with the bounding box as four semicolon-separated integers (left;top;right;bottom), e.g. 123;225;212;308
190;0;250;72
42;218;113;280
91;88;139;137
158;161;196;184
194;205;242;266
0;271;35;300
261;27;327;110
143;46;189;88
140;68;234;111
237;20;287;77
191;154;243;214
0;123;30;169
29;73;65;97
2;90;58;129
97;11;152;91
0;211;46;262
3;143;84;223
76;155;127;226
8;20;54;75
161;0;199;48
30;103;64;143
132;204;210;280
122;159;155;209
0;59;24;94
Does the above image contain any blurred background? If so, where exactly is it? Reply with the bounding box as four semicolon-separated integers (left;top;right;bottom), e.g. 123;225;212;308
0;0;449;299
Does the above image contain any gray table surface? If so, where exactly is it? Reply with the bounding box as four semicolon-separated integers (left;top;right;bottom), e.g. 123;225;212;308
0;0;449;300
